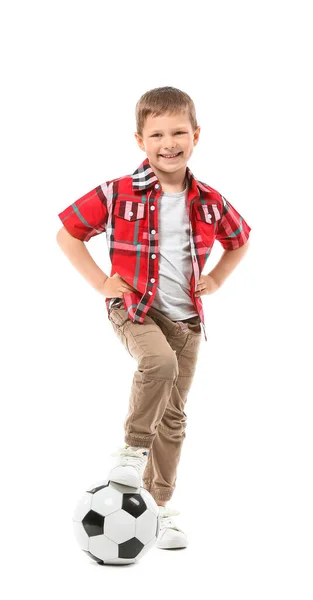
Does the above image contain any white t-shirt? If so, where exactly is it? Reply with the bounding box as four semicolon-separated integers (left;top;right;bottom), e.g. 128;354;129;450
151;185;198;320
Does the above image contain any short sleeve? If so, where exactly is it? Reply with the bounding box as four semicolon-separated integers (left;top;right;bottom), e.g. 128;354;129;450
58;185;108;242
215;195;252;250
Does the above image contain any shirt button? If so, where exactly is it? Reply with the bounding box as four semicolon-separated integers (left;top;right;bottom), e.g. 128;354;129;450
129;211;133;216
151;254;156;259
150;278;155;283
150;205;155;211
148;291;152;295
155;184;160;189
151;229;156;234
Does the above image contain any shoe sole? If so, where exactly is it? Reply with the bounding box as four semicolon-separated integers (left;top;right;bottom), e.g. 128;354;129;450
156;540;188;549
109;473;141;488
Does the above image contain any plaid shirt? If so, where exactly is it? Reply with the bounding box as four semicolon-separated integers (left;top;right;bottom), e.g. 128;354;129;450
58;157;251;342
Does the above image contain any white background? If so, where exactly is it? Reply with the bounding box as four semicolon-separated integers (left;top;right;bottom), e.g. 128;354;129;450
1;0;312;598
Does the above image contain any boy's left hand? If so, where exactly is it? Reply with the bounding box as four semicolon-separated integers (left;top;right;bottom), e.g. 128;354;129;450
195;274;220;297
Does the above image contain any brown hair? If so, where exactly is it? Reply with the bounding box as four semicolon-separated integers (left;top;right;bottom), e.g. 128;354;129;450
135;86;198;137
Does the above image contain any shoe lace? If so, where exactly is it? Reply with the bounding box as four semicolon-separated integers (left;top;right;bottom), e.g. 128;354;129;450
159;507;181;530
110;446;148;473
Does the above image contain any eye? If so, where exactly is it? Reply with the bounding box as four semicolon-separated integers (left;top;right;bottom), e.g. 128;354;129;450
151;131;185;137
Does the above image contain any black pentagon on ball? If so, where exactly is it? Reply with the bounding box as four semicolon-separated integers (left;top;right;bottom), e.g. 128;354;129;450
86;483;110;494
119;537;144;559
121;493;147;518
82;510;104;537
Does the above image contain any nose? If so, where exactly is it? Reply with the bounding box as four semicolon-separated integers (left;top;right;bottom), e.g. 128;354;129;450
163;138;177;150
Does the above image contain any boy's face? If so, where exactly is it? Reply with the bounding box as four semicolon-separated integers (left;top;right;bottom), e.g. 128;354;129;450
134;111;200;180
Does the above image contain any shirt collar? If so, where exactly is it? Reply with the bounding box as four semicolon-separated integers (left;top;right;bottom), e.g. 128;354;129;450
131;157;209;197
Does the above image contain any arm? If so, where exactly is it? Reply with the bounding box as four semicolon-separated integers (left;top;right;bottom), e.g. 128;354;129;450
209;240;250;287
56;227;108;292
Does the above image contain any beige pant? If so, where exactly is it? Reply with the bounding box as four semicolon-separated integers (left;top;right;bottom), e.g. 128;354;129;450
109;301;202;503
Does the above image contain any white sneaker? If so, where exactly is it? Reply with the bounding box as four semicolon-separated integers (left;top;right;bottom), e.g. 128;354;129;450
156;506;188;549
108;445;149;488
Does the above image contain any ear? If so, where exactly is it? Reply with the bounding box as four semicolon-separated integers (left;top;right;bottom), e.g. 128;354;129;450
134;132;145;152
193;126;201;146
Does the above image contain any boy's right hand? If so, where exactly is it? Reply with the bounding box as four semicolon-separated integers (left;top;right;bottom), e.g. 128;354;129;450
99;273;137;298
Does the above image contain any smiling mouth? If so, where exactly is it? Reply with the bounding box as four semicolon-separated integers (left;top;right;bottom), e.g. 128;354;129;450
159;152;183;159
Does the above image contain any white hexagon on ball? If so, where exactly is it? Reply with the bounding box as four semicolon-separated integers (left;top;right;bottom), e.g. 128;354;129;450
105;510;136;544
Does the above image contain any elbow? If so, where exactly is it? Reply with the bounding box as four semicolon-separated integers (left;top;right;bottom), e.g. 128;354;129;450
242;238;250;249
56;227;64;243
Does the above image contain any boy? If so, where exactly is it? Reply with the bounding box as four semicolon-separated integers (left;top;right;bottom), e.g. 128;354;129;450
57;86;251;549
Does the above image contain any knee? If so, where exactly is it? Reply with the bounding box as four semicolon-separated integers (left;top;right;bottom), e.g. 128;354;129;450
139;349;179;381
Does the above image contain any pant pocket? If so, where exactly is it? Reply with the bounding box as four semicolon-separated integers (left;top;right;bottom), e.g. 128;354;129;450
109;306;129;329
176;319;201;336
110;317;132;356
187;322;202;335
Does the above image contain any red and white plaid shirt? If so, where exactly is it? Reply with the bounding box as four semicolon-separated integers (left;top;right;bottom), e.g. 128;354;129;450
58;157;251;342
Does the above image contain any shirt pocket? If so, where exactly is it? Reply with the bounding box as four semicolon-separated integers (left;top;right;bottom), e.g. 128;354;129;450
194;202;222;247
194;203;222;224
113;200;146;244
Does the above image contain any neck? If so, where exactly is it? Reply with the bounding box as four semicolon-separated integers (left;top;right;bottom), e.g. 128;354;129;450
149;162;188;192
162;178;187;193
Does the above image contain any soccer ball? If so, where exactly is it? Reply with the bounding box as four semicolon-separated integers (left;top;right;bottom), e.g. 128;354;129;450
72;478;160;565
